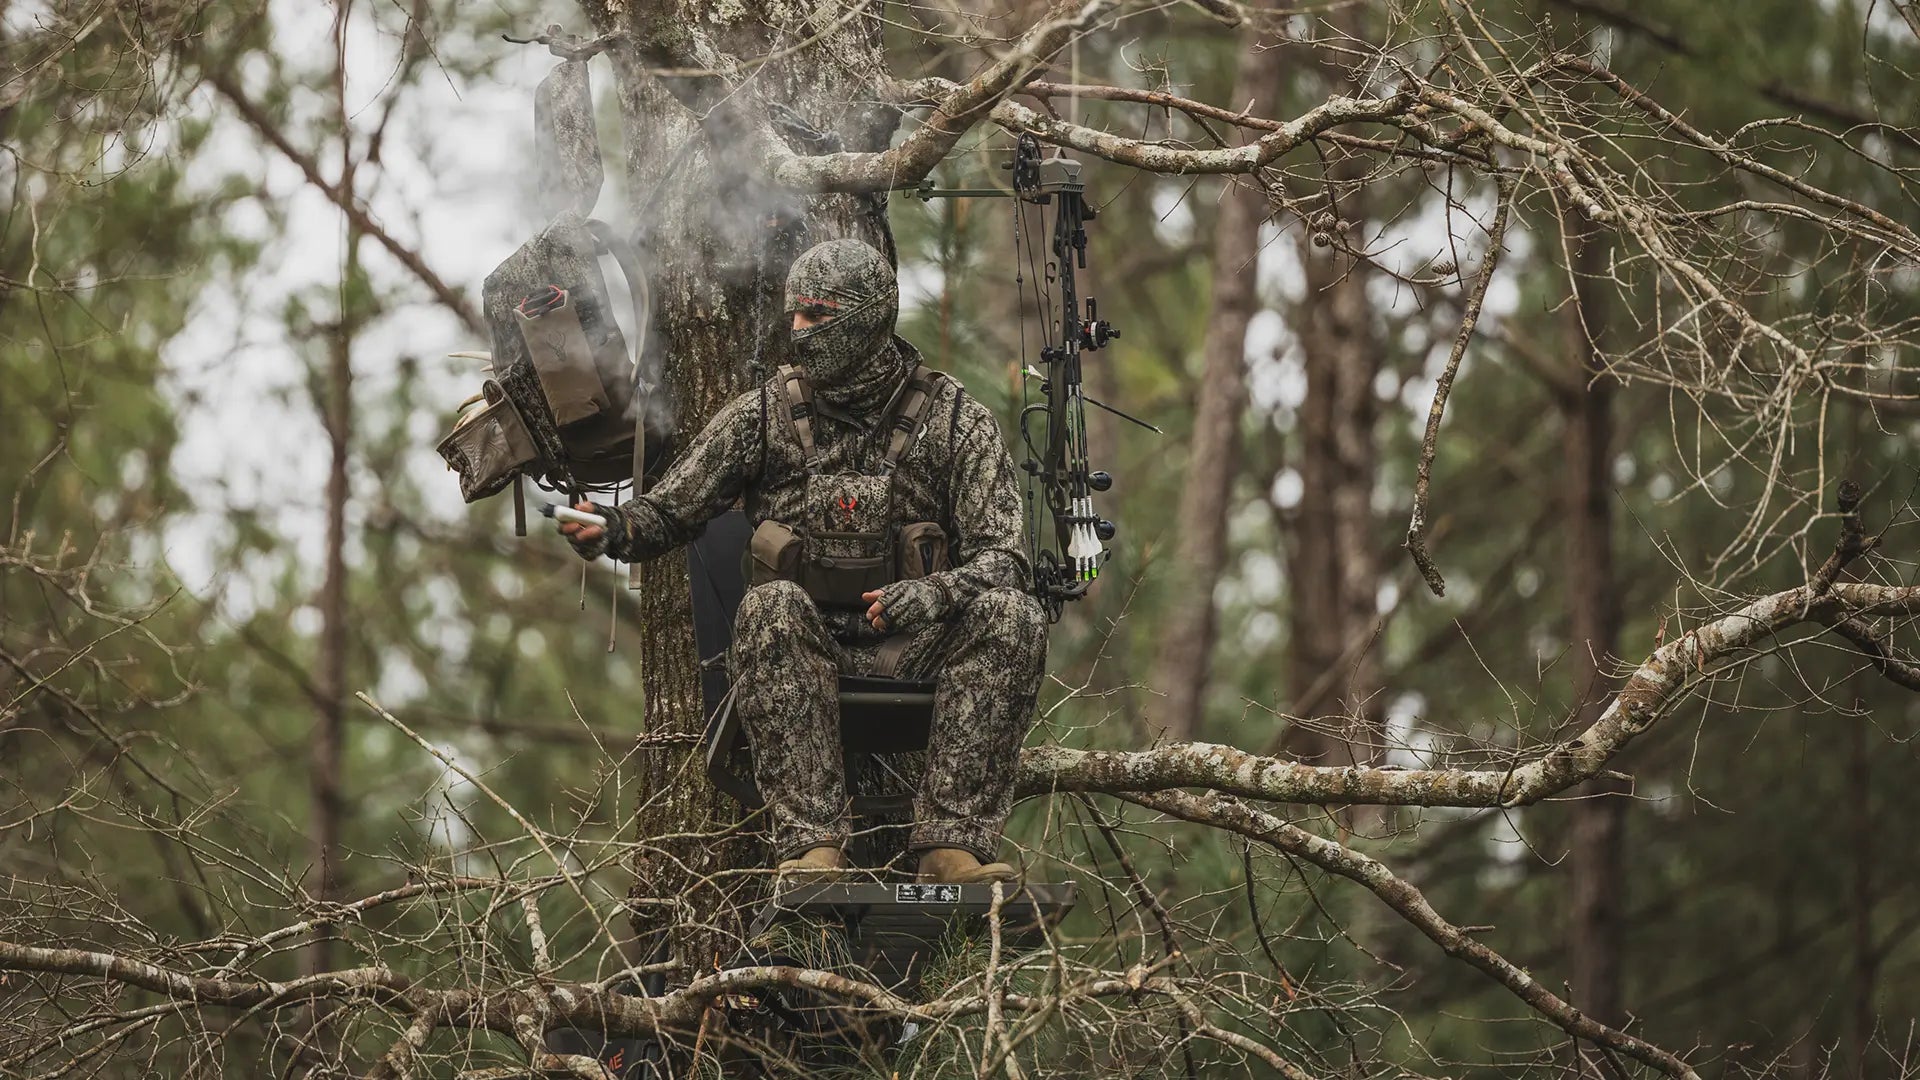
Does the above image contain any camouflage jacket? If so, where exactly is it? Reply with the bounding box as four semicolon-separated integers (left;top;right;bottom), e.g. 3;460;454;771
603;338;1030;621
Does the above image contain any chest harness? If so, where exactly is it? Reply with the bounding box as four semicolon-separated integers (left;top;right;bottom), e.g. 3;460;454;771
746;362;955;615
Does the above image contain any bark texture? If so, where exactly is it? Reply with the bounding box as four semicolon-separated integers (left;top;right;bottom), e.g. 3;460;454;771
1283;206;1382;773
1150;30;1284;743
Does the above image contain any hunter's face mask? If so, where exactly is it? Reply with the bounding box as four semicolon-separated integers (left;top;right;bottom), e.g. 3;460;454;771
784;239;901;407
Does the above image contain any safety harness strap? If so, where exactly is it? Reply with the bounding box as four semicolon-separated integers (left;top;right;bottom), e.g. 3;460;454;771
881;365;946;472
774;363;947;475
777;364;820;467
870;634;913;679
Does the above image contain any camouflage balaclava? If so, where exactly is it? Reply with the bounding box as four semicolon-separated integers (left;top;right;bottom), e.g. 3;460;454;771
784;238;904;410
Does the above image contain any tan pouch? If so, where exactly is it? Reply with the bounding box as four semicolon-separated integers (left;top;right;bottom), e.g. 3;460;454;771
896;521;950;579
437;380;538;503
746;519;804;588
515;289;610;427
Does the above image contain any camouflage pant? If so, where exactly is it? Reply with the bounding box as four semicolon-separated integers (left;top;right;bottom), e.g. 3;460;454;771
731;580;1048;863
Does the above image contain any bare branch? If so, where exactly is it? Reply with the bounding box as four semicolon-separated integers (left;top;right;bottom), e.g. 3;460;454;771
1404;171;1516;597
1810;479;1879;595
1121;790;1701;1080
1022;582;1920;807
767;1;1124;192
195;65;485;334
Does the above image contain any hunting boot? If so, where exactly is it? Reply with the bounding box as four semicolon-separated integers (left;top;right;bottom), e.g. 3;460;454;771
916;847;1017;885
777;845;848;882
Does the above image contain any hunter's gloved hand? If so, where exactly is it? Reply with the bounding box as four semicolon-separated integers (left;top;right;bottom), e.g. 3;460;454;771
862;578;953;634
557;501;628;561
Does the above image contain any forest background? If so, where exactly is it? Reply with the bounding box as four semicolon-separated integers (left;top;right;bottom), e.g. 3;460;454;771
7;0;1920;1076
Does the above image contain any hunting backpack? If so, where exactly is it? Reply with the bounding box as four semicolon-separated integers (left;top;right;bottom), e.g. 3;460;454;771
434;33;657;534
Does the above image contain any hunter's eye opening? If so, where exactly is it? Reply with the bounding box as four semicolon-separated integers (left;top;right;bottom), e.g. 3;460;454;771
791;306;837;330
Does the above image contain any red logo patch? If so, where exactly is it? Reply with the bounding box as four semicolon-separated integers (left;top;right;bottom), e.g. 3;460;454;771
837;494;858;526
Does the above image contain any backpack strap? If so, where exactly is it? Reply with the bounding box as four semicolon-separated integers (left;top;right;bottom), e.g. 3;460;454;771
777;364;821;469
880;365;948;473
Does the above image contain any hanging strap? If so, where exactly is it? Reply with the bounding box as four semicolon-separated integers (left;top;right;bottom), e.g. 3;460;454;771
585;221;653;592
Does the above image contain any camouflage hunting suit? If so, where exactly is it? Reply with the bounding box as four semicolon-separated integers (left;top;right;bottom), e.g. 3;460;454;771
581;239;1048;863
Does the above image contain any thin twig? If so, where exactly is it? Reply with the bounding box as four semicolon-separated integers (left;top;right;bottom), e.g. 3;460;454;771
1405;171;1516;596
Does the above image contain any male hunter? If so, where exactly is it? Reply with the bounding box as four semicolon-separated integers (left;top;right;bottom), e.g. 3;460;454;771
560;238;1046;884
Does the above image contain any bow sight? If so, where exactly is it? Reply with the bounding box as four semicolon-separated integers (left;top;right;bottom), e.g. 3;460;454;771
912;134;1156;620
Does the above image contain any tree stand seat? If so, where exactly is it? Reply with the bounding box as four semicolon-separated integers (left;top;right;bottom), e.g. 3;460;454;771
692;510;940;816
701;675;937;814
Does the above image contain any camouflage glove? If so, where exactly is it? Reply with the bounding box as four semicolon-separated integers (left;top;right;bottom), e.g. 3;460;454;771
565;502;629;561
875;576;954;634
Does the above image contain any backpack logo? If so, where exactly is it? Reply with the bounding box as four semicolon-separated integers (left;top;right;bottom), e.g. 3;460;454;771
836;493;859;527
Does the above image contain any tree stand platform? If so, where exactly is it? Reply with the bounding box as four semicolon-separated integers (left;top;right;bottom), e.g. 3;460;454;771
756;880;1078;991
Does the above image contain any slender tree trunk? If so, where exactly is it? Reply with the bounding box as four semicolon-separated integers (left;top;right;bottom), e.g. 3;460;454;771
1847;702;1876;1074
307;11;359;981
1150;30;1284;743
1280;12;1384;798
1283;220;1381;773
310;310;350;978
1563;228;1625;1023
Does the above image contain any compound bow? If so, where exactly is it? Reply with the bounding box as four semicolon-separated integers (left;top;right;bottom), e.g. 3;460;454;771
1012;134;1166;621
914;135;1156;621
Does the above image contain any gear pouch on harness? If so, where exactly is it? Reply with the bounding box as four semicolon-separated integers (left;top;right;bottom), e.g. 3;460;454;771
896;520;950;579
743;488;952;609
798;469;898;610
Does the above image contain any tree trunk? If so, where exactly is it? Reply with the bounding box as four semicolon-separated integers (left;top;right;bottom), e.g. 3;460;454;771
307;22;360;979
1283;220;1382;773
1150;30;1284;744
586;0;900;981
1280;13;1384;799
1563;228;1625;1024
310;316;350;979
1847;699;1877;1074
